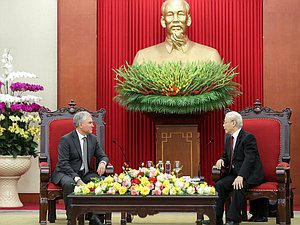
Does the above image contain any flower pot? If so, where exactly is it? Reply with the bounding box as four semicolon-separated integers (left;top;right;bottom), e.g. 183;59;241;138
0;155;32;207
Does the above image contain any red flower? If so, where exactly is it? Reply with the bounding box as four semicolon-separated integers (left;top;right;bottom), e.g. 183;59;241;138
89;187;95;192
137;171;144;176
131;178;141;184
148;177;157;184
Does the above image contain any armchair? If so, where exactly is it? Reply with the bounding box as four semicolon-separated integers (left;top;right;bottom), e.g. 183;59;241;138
212;99;292;224
39;100;114;225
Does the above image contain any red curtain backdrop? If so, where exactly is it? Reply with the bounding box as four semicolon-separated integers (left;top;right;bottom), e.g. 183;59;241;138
97;0;262;183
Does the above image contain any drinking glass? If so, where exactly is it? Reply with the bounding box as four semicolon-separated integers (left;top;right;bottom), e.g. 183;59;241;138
173;160;182;178
146;160;154;168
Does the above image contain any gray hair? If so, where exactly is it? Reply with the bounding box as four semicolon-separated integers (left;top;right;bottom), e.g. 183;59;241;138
73;111;92;127
161;0;190;15
225;111;243;128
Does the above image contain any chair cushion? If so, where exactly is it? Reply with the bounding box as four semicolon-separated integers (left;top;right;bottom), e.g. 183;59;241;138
47;182;63;191
248;182;278;191
243;118;281;182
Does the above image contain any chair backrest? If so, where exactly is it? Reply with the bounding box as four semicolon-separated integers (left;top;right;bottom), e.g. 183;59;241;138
39;100;106;174
226;99;291;182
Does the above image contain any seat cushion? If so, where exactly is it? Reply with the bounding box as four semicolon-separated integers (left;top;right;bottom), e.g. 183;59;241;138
248;182;278;191
47;182;62;191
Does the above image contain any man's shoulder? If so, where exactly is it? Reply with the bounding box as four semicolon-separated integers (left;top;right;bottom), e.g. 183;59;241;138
61;130;76;140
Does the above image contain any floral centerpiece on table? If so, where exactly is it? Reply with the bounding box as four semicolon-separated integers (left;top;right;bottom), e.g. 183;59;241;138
0;49;45;158
74;166;216;196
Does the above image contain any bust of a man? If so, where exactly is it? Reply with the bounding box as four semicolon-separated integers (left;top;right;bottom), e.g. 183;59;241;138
133;0;221;64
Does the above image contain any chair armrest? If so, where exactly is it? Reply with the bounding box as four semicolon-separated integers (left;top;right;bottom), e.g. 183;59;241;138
276;164;290;184
39;161;50;183
105;163;114;176
39;160;50;200
212;166;221;182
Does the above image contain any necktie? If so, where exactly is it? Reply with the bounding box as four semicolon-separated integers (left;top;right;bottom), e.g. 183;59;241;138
82;137;89;175
229;136;234;173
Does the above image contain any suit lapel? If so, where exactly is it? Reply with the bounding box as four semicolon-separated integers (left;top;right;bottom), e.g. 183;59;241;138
71;130;83;158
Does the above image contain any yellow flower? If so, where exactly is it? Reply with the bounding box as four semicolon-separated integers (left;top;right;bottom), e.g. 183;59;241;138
162;187;170;195
119;173;125;179
140;186;150;196
81;187;90;195
0;114;5;121
0;126;5;136
118;186;127;195
105;176;114;184
209;186;216;195
163;179;170;187
140;176;150;186
9;115;21;122
87;182;95;189
113;182;121;191
170;187;177;195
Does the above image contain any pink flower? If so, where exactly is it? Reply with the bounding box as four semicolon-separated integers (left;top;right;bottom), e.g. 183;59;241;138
130;189;139;196
152;188;162;196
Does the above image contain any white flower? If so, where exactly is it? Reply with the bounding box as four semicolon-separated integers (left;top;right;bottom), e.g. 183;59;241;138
5;71;37;82
20;95;42;103
74;186;82;195
0;94;21;103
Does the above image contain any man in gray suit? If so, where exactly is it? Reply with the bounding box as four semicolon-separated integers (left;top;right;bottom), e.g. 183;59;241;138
52;111;108;225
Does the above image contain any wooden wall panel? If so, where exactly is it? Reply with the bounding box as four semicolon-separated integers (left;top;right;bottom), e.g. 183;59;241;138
58;0;97;110
263;0;300;204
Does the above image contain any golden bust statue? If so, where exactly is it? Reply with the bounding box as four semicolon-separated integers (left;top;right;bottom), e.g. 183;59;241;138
133;0;221;64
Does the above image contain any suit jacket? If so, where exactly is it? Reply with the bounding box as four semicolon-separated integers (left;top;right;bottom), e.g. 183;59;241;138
51;130;109;184
220;128;264;185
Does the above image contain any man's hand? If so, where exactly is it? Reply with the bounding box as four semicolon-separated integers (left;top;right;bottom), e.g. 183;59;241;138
232;176;244;189
97;162;106;175
215;159;224;170
76;179;86;186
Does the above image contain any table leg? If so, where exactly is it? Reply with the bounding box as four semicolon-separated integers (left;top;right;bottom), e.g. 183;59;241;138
78;214;84;225
121;212;127;225
196;213;204;225
105;212;112;225
71;208;77;225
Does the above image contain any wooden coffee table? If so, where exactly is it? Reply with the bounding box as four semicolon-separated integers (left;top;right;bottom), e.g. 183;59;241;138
68;194;217;225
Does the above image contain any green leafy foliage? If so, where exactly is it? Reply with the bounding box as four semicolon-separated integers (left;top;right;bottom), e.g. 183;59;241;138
114;61;241;114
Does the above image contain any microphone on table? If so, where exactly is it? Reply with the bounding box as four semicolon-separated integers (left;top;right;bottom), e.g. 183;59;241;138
112;140;130;169
196;138;214;182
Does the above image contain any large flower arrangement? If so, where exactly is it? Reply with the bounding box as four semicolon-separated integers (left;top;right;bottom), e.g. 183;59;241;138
114;61;240;114
0;49;45;158
74;167;216;196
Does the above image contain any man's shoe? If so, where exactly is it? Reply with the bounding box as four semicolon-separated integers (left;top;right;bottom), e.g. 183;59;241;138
225;221;240;225
89;215;104;225
253;216;268;222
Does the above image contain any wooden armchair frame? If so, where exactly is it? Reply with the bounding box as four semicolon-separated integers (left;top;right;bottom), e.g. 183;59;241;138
38;100;113;225
212;99;292;224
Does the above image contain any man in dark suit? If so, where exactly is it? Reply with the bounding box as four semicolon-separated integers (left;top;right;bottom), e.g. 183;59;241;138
51;111;109;225
214;111;264;225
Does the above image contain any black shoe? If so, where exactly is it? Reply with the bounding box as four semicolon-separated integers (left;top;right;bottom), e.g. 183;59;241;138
89;215;104;225
253;216;268;222
248;215;256;222
225;221;240;225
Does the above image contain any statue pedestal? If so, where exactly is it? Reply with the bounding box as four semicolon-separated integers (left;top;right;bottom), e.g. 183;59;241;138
151;114;201;177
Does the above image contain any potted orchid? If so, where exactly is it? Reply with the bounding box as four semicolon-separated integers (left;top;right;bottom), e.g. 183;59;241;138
0;49;46;207
0;49;45;158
